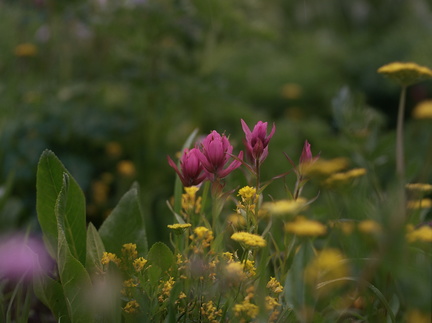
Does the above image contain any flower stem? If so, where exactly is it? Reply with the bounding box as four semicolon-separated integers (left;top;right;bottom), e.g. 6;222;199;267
396;86;407;180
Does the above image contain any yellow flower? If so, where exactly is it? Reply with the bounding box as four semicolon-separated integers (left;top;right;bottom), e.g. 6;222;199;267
324;168;366;187
406;226;432;242
265;296;280;311
377;62;432;86
123;300;139;314
262;198;307;216
267;277;284;294
14;43;38;57
226;213;246;229
238;186;257;202
412;100;432;119
302;158;349;177
233;299;259;319
101;252;120;266
407;198;432;209
284;216;327;237
305;249;348;285
121;243;138;260
406;309;431;323
123;278;138;288
201;301;222;322
358;220;381;234
167;223;192;235
133;257;148;272
224;262;247;282
105;141;123;158
231;232;267;248
158;277;175;302
190;227;214;252
117;160;136;177
406;183;432;193
181;186;202;219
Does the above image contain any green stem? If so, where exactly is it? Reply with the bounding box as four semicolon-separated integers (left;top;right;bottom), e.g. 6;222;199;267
396;86;407;180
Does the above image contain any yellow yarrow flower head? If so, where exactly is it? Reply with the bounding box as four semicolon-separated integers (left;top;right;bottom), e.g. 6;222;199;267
305;249;348;286
406;225;432;243
407;198;432;210
231;232;267;249
284;216;327;237
262;197;308;217
238;186;257;203
167;223;192;235
226;213;247;229
301;158;349;178
324;168;367;187
412;100;432;119
358;220;381;234
378;62;432;87
14;43;38;57
101;252;121;267
123;300;139;314
406;183;432;194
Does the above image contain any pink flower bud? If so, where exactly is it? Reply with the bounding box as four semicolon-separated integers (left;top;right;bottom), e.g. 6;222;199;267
167;148;206;187
196;130;243;180
241;119;275;164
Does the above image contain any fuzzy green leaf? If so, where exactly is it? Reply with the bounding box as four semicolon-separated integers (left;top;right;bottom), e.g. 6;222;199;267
36;150;87;264
147;242;175;274
98;183;148;256
86;223;106;273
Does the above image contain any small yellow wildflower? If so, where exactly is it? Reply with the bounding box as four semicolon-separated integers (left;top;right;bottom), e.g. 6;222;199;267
407;198;432;209
190;227;214;253
133;257;148;272
238;186;257;203
123;278;138;288
378;62;432;86
101;252;120;266
121;243;138;260
265;296;280;311
158;277;175;302
305;249;348;286
406;183;432;193
284;216;327;237
181;186;202;219
243;260;256;278
267;277;284;294
302;158;349;177
358;220;381;234
224;262;247;282
105;141;123;158
262;198;307;217
201;301;223;322
222;251;235;263
227;213;247;229
406;226;432;243
117;160;136;177
281;83;303;99
14;43;38;57
231;232;267;248
406;309;432;323
167;223;192;235
233;299;259;319
412;100;432;119
123;300;139;314
324;168;366;187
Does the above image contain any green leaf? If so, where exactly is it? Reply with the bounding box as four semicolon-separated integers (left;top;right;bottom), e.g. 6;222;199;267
86;223;106;273
147;242;175;274
33;274;70;323
99;183;148;256
58;223;94;323
36;150;87;264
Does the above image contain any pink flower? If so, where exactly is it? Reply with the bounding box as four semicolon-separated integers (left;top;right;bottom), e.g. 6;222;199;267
241;119;276;164
196;130;243;180
167;148;206;187
299;140;318;164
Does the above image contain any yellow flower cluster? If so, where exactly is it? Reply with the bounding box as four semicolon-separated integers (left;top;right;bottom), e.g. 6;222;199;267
302;158;349;177
377;62;432;86
406;183;432;193
323;168;366;187
233;299;259;320
181;186;202;219
231;232;266;248
262;198;307;217
101;252;121;266
407;198;432;209
406;226;432;243
226;213;247;229
412;100;432;119
122;243;138;261
284;216;327;237
167;223;192;235
237;186;258;215
123;300;139;314
133;257;148;272
201;301;222;323
158;276;175;302
305;249;348;285
266;277;284;294
190;227;214;253
358;219;381;234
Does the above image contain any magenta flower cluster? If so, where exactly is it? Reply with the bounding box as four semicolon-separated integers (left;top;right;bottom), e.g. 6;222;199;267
168;119;278;187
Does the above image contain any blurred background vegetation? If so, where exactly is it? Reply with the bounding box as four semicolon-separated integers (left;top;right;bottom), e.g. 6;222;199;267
1;0;431;244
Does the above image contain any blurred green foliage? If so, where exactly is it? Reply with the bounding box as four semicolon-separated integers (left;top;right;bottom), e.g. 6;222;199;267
0;0;431;243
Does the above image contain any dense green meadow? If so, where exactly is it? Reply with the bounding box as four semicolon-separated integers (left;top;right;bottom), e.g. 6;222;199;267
0;0;431;322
